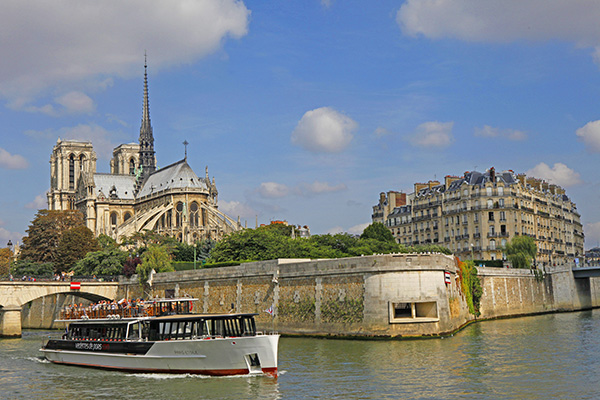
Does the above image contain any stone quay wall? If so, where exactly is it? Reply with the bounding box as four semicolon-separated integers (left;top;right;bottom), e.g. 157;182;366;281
14;255;600;338
118;253;472;337
477;264;600;320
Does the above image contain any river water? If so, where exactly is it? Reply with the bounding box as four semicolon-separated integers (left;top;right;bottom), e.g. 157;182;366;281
1;310;599;400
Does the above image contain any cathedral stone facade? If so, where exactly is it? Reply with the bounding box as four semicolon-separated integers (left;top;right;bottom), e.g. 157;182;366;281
47;62;242;244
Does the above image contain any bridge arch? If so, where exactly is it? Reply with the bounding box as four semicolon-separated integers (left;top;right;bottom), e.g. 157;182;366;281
0;282;119;337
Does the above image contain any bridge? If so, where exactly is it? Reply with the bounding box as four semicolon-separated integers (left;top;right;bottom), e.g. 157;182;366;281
0;281;119;337
572;266;600;279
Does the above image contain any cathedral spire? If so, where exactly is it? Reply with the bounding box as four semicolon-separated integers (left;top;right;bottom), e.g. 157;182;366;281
138;53;156;182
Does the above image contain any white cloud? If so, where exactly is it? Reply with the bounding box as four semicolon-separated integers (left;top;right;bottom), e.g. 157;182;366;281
291;107;357;153
25;194;48;210
407;121;454;148
576;120;600;152
55;91;95;114
0;148;28;169
321;0;333;8
526;162;582;188
297;181;347;196
219;200;257;220
258;182;290;198
348;222;370;235
397;0;600;48
584;222;600;249
474;125;527;141
373;127;392;138
326;226;345;234
0;1;250;105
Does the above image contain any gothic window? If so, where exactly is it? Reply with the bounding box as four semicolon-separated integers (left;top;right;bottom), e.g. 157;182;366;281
79;154;86;171
166;211;172;228
190;202;199;227
69;154;75;189
124;212;131;222
130;158;136;175
110;212;118;226
175;202;184;227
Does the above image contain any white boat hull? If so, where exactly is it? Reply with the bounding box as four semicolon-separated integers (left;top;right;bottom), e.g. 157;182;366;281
42;335;279;376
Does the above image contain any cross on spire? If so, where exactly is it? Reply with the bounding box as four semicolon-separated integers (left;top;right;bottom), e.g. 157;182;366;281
183;140;189;160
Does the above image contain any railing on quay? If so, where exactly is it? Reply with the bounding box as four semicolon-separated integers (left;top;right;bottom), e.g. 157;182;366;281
0;275;119;283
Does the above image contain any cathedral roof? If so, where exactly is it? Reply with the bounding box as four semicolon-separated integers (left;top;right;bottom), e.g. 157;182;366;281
137;159;208;198
93;174;136;200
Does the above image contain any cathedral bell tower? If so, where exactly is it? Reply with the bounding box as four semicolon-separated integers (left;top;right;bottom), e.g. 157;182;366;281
137;55;156;189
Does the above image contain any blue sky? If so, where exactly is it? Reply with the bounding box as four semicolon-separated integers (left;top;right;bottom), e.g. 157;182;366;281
3;0;600;248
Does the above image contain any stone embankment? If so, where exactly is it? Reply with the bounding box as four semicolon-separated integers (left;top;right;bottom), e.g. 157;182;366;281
9;254;599;338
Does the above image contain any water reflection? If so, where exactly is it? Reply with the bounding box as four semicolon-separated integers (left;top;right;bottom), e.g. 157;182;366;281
2;311;600;399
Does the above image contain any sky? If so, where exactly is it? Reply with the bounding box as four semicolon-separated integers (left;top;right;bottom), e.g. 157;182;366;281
3;0;600;248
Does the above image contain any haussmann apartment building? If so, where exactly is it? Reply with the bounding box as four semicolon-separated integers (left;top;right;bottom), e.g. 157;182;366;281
372;168;584;267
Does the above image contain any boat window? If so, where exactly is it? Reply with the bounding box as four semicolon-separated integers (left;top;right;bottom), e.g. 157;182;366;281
128;323;140;340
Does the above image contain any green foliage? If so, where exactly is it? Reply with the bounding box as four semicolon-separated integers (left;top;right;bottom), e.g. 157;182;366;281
19;209;85;265
73;247;128;276
360;222;396;243
321;298;364;323
55;226;100;272
208;226;451;264
458;260;482;316
11;260;54;277
136;245;174;286
172;239;216;262
0;247;13;276
97;234;118;249
506;236;537;269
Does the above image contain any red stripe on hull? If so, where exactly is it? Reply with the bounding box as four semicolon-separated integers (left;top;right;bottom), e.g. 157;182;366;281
49;360;276;377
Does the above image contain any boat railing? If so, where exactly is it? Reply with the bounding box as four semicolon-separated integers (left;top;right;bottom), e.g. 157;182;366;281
60;305;151;320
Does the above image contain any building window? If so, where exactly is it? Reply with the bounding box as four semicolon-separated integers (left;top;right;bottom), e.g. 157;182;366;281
190;202;199;227
110;212;118;226
486;187;492;196
489;211;494;221
499;198;504;208
487;199;493;209
498;186;504;196
489;225;496;235
490;239;496;250
124;212;131;222
474;214;479;223
175;202;184;227
130;158;136;175
69;154;75;190
499;211;506;221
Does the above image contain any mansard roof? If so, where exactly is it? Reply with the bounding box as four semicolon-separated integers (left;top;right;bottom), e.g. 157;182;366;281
137;159;208;198
94;173;136;200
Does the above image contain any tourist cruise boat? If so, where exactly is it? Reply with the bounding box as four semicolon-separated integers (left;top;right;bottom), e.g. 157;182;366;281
40;298;279;376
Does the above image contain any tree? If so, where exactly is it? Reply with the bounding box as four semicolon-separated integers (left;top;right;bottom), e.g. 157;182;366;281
0;247;13;276
136;245;174;285
73;247;128;276
11;260;54;277
19;210;85;265
505;236;537;269
360;222;396;243
55;226;100;272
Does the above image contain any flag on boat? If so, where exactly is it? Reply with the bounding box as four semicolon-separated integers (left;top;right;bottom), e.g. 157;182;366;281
264;306;274;315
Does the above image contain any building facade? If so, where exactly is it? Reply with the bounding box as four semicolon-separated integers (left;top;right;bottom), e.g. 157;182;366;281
47;61;242;244
372;168;584;266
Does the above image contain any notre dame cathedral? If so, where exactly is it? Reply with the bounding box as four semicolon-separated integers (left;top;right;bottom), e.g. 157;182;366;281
46;61;242;244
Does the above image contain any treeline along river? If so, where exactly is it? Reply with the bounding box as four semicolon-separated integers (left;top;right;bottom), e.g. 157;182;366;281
1;310;599;399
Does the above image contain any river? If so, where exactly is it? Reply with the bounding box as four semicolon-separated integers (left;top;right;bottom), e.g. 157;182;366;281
1;310;599;400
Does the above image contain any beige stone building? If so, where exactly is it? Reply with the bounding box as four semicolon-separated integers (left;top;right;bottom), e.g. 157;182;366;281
47;62;242;244
372;168;584;266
